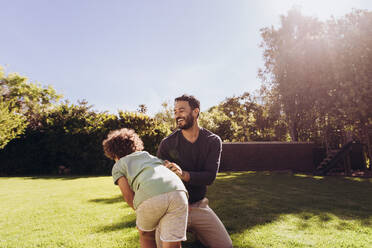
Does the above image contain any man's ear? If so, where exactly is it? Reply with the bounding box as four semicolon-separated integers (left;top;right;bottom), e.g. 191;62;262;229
193;108;200;118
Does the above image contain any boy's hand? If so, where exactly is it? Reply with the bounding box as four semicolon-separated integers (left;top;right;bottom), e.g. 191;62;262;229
164;160;190;182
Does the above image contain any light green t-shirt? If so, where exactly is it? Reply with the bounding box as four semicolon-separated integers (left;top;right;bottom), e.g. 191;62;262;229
112;151;187;209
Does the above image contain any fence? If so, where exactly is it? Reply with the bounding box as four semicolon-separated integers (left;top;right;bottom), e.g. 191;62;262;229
220;142;316;172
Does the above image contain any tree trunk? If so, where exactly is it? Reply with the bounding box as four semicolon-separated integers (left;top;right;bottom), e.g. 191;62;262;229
289;119;299;141
362;123;372;169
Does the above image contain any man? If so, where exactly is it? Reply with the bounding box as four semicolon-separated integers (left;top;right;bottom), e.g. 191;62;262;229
157;94;232;248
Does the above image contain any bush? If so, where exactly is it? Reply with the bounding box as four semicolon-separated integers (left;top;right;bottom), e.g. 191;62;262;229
0;102;170;175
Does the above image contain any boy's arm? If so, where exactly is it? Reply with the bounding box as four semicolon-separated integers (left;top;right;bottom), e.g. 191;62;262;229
116;176;135;210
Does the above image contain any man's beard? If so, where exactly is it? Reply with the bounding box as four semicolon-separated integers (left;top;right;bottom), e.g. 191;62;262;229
176;113;194;130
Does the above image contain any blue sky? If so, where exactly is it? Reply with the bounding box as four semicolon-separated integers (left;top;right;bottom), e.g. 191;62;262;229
2;0;371;115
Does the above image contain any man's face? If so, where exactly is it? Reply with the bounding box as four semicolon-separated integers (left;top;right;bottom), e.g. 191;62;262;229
174;101;197;130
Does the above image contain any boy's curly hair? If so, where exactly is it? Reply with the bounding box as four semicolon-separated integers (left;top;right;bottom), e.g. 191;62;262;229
102;128;144;160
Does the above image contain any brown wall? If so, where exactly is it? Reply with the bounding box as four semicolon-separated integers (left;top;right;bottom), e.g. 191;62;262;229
220;142;316;172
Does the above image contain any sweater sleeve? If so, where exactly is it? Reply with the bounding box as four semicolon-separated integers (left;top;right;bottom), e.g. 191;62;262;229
188;136;222;186
157;139;169;161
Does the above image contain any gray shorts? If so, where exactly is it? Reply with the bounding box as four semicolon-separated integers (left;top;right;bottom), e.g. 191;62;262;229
136;190;188;242
156;197;232;248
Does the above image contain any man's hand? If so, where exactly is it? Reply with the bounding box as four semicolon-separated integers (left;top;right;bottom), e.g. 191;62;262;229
164;160;190;182
164;160;182;176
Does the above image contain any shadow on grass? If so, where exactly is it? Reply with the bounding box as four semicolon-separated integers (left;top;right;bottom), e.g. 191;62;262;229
207;172;372;247
94;217;137;233
87;171;372;248
24;175;108;180
91;195;136;234
88;195;123;204
0;174;110;180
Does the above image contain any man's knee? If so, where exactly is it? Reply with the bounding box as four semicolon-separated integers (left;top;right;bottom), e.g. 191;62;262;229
198;233;232;248
219;238;233;248
188;204;232;248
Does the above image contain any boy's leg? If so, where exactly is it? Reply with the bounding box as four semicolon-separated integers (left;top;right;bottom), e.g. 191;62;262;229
162;241;181;248
155;226;162;248
156;191;188;248
138;229;156;248
136;194;169;248
188;198;232;248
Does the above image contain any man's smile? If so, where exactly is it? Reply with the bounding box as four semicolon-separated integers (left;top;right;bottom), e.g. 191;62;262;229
177;118;185;123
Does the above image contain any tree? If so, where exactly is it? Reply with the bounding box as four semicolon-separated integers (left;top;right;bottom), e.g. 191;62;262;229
137;104;148;114
0;67;62;129
259;8;328;142
154;101;176;131
259;8;372;161
0;67;171;175
200;92;287;142
326;9;372;158
0;99;171;175
199;107;239;142
0;98;27;148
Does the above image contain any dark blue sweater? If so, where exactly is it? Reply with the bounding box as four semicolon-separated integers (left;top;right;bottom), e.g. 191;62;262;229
157;128;222;204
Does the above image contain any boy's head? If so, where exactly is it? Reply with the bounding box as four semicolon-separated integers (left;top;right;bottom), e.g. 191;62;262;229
102;128;144;161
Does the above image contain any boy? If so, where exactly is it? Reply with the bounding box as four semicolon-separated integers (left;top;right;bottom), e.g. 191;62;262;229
102;128;188;248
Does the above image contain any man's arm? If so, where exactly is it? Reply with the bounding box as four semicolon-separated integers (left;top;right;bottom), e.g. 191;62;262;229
187;136;222;186
116;176;135;210
156;139;169;160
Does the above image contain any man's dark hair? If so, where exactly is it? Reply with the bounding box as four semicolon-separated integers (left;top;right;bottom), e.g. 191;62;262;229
175;94;200;110
102;128;144;160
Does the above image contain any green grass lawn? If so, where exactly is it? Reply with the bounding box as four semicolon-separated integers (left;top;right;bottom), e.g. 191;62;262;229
1;172;371;248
